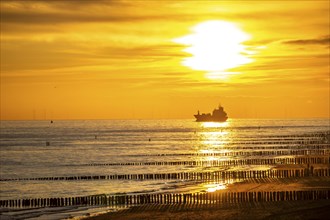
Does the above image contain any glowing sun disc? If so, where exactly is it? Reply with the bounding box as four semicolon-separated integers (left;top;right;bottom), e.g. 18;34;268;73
174;20;253;79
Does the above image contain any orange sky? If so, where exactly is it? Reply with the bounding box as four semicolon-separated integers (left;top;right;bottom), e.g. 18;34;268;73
1;0;329;120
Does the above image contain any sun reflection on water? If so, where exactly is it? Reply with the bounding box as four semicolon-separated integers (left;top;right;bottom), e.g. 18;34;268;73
200;131;229;148
198;121;231;152
205;183;227;192
195;121;241;193
201;121;229;128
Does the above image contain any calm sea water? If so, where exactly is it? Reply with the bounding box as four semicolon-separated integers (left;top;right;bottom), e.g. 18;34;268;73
0;119;329;218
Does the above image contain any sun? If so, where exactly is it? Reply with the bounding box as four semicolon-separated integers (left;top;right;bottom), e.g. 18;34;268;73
174;20;253;79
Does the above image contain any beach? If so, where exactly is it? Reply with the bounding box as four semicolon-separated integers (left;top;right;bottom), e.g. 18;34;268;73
85;163;330;219
87;174;330;220
87;200;330;220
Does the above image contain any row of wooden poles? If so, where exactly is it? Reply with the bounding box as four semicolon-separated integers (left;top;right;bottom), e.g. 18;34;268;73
253;132;329;138
167;144;329;150
2;168;329;182
204;132;329;140
1;190;329;208
125;149;329;157
81;156;330;167
194;140;328;146
259;132;329;138
215;140;327;145
195;135;328;142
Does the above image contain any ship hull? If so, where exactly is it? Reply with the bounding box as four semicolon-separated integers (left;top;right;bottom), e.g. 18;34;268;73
194;115;228;122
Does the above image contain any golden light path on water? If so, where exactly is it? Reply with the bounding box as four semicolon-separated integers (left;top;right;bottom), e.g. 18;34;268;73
198;121;233;192
200;121;230;150
205;183;227;193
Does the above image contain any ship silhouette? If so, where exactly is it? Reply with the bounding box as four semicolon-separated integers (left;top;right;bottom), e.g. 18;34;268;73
194;105;228;122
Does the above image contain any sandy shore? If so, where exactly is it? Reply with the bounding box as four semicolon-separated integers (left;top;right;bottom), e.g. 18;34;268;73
86;175;330;220
86;200;330;220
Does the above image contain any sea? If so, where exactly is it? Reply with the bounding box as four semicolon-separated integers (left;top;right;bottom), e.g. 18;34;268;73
0;119;329;219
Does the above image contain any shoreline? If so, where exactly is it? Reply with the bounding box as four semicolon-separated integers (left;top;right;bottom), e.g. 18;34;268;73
86;200;330;220
84;175;330;220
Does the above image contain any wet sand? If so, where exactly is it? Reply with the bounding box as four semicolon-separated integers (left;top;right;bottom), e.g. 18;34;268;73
87;200;330;220
86;175;330;220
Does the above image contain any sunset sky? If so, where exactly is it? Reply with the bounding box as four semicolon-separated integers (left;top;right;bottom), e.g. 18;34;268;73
1;0;329;120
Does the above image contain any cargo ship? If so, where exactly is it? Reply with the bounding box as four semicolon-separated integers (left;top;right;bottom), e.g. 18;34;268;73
194;105;228;122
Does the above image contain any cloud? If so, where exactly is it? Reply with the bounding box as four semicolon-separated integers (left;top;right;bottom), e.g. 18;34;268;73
0;0;161;25
1;10;162;24
99;44;186;59
282;36;330;45
0;0;199;26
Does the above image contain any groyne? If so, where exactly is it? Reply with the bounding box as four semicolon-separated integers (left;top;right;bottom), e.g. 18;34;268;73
80;156;330;167
123;149;329;157
1;168;329;182
1;190;329;208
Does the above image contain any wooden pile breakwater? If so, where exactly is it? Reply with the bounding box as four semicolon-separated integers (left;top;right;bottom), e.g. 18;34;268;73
81;156;330;167
191;138;328;143
1;168;329;182
124;149;329;157
221;140;328;145
167;144;330;150
1;189;329;208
